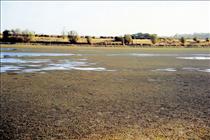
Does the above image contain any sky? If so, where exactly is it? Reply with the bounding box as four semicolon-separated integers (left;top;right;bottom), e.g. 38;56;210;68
1;1;210;36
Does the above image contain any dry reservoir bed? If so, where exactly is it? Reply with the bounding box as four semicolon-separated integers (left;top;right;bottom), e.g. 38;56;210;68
0;45;210;139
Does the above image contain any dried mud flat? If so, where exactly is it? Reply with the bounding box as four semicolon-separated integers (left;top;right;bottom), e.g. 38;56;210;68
0;45;210;139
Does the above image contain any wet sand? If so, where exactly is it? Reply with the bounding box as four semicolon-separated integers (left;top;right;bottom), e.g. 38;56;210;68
1;45;210;139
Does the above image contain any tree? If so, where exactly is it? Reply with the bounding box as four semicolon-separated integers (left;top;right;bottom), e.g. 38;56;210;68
150;34;158;44
68;31;80;44
206;38;209;42
22;30;35;42
114;36;123;42
3;30;11;41
86;36;92;45
114;36;125;45
124;34;133;45
193;37;197;42
180;37;186;46
3;29;34;43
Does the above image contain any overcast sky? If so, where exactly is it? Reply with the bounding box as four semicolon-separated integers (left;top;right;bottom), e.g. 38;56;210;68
1;1;210;36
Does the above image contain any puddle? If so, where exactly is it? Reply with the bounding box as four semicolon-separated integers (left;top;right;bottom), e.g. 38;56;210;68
1;48;17;51
107;53;210;57
182;67;200;71
72;67;106;71
131;53;179;57
198;69;210;73
152;68;177;72
176;57;210;60
182;67;210;73
1;58;51;63
0;65;24;73
0;52;114;73
152;67;210;73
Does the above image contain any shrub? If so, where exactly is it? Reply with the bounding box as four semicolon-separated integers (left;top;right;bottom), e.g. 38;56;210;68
193;37;200;43
114;36;123;42
68;31;80;44
2;29;34;43
3;30;11;41
180;37;185;45
114;36;125;45
150;34;158;44
86;36;92;44
124;34;133;44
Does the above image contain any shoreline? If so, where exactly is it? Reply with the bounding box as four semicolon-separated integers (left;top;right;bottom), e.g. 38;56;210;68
1;44;210;50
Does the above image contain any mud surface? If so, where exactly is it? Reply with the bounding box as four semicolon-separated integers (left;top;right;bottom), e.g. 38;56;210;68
1;45;210;139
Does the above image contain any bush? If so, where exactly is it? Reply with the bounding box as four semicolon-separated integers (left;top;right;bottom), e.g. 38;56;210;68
124;34;133;44
86;36;92;44
68;31;80;44
114;36;125;45
3;30;11;41
114;36;123;42
150;34;158;44
2;29;34;43
193;37;197;42
180;37;185;45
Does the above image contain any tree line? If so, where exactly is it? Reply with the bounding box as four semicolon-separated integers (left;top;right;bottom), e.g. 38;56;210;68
2;29;35;43
1;29;209;46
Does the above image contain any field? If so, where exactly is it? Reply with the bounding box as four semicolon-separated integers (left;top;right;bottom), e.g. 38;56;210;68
0;44;210;139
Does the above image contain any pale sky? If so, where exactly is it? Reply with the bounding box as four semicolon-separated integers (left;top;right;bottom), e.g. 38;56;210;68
1;1;210;36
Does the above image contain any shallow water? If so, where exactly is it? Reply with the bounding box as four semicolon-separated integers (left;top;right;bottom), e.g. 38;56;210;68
152;67;210;73
176;57;210;60
152;68;177;72
182;67;210;73
1;52;75;58
1;48;17;51
1;50;209;73
107;53;210;57
0;51;112;73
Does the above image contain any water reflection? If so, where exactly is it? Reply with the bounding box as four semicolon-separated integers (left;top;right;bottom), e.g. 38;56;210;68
0;51;112;73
